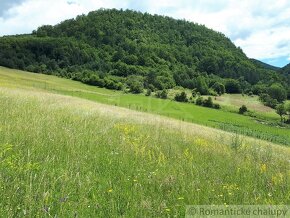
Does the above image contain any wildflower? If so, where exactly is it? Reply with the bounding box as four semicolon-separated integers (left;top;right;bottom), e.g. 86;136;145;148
108;189;113;193
165;208;171;212
260;164;267;173
178;197;184;200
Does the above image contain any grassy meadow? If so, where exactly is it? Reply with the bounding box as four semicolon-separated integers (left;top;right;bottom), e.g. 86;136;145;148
0;87;289;217
0;67;290;146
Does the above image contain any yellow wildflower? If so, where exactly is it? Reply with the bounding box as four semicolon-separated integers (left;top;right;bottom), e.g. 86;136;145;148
260;164;267;173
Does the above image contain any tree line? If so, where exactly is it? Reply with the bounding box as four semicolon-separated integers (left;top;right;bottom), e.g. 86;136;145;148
0;9;289;105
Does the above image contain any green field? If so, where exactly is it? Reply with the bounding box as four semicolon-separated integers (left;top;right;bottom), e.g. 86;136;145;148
1;67;289;146
1;84;290;217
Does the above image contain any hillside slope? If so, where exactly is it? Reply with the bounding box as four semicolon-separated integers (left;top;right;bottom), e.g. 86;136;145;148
1;86;289;217
0;9;285;92
1;67;290;146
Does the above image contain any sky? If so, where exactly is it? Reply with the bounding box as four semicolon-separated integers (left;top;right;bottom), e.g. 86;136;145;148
0;0;290;67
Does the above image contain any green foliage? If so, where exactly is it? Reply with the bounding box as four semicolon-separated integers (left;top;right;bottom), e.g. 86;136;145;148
145;89;151;96
1;67;290;146
155;89;168;99
286;102;290;123
276;104;286;123
211;82;225;95
174;91;188;102
196;76;209;95
225;79;241;93
252;83;267;95
126;75;144;93
0;9;287;93
239;105;248;114
259;93;278;108
196;96;204;106
1;88;290;216
195;96;220;109
268;83;287;102
203;97;214;108
191;89;197;98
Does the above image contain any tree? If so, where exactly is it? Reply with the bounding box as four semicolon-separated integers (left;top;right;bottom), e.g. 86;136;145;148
239;105;248;114
211;82;225;95
268;83;287;102
286;102;290;122
196;76;209;95
259;93;278;108
276;104;286;123
129;81;143;93
225;79;241;93
127;75;144;93
174;91;188;102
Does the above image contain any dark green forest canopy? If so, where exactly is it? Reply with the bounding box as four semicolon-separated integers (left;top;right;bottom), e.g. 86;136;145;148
0;8;288;93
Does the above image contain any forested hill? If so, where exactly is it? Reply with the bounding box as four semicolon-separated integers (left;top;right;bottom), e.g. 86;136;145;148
0;9;288;93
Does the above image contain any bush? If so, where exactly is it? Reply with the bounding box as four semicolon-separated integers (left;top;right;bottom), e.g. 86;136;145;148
129;81;143;93
195;96;220;109
213;103;221;109
127;75;144;93
208;89;218;96
211;82;225;95
196;76;209;95
239;105;248;114
259;93;278;108
247;91;254;97
155;89;168;99
268;83;287;102
174;91;188;102
196;96;204;106
145;89;152;96
192;89;197;98
203;97;214;108
276;104;286;123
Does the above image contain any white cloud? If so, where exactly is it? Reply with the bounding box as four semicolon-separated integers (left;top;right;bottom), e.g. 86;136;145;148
0;0;127;36
0;0;290;66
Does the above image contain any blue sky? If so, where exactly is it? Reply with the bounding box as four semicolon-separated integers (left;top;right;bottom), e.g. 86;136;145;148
0;0;290;67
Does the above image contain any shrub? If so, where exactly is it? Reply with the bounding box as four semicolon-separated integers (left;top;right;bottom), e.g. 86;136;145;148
276;104;286;123
239;105;248;114
129;81;143;93
192;89;197;98
156;89;168;99
174;91;188;102
259;93;278;108
145;89;152;96
211;82;225;95
195;96;204;106
213;103;221;109
268;83;287;102
203;97;214;108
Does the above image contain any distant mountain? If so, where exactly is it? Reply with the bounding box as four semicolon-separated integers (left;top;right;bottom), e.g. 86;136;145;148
0;9;287;92
281;63;290;74
250;59;280;71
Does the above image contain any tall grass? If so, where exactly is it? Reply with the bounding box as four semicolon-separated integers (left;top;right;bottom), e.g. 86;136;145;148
0;88;289;217
1;67;290;147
